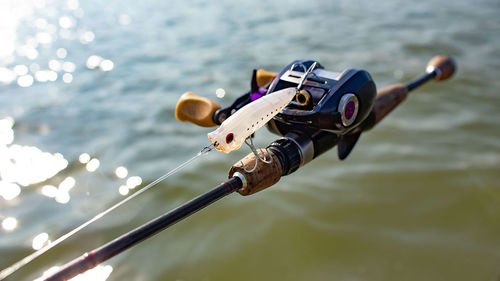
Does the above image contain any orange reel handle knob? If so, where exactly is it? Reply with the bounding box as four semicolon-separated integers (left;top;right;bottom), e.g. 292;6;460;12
175;92;221;127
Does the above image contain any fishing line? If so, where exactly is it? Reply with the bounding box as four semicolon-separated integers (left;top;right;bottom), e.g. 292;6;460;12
0;144;214;280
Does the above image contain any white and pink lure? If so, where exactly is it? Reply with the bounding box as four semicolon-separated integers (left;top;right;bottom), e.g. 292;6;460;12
208;87;296;153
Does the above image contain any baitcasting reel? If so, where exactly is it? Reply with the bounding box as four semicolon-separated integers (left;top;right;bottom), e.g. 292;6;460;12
212;60;376;138
176;60;377;174
264;60;376;137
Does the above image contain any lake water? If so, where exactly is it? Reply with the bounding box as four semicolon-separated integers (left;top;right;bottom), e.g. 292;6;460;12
1;0;500;280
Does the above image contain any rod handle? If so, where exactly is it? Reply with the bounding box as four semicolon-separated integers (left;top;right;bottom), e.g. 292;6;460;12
229;150;282;196
175;92;221;127
362;84;409;130
427;55;456;81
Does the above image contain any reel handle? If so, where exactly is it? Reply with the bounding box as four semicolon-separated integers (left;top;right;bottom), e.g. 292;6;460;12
175;69;276;127
255;69;278;88
175;92;221;127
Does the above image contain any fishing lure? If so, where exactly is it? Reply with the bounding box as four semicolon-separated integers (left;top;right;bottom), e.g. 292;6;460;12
207;87;297;153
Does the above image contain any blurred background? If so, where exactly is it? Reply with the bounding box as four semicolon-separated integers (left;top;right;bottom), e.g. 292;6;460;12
1;0;499;280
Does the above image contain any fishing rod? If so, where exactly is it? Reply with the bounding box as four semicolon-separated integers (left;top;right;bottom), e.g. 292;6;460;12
37;55;454;280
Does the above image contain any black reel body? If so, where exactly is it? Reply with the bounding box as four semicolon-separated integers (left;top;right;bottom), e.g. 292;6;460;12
264;60;377;173
266;60;377;138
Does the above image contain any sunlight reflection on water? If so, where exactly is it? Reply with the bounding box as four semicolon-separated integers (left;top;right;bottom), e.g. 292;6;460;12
78;153;90;164
34;265;113;281
0;117;68;187
114;166;128;179
0;113;138;280
0;0;117;90
0;181;21;200
1;143;68;186
126;176;142;189
1;216;18;232
32;232;50;251
85;158;100;172
41;184;58;198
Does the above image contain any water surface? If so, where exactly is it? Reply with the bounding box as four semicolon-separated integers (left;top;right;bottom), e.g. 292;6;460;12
1;0;499;280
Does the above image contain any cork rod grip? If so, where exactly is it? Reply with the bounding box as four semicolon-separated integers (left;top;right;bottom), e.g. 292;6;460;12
371;84;409;126
229;150;282;196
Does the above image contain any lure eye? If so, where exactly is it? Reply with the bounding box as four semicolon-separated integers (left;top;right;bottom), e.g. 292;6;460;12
226;133;234;144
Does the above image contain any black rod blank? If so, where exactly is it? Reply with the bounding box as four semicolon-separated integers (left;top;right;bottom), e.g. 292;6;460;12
45;177;242;281
405;71;436;91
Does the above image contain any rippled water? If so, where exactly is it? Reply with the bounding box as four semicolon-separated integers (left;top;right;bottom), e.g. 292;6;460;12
1;0;500;280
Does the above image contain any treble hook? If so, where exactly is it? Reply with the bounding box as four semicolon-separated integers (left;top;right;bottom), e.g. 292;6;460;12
240;137;273;173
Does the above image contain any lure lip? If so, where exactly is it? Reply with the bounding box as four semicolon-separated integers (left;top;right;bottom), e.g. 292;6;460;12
208;134;231;153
